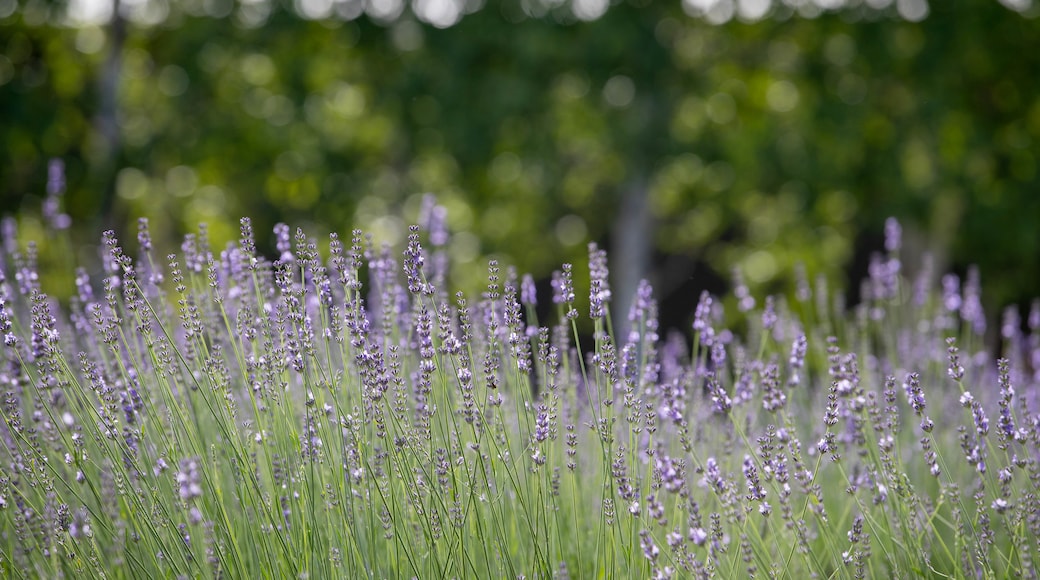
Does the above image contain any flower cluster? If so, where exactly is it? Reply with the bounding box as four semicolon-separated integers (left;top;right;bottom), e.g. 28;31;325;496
0;210;1037;580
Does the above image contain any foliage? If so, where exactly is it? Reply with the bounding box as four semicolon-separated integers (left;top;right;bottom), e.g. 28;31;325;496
0;214;1038;578
1;1;1040;316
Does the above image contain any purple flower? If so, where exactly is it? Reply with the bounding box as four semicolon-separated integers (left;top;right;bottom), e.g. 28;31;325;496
47;158;65;196
176;457;203;501
867;252;900;305
707;373;731;415
971;401;989;437
787;334;807;385
946;337;965;382
961;266;985;336
732;268;755;313
588;243;611;320
689;527;708;546
521;274;537;307
996;358;1018;445
904;373;926;416
1001;304;1021;342
137;217;153;253
702;457;726;493
884;217;901;253
404;226;433;296
761;363;785;412
761;295;777;331
692;291;712;333
533;408;550;443
959;392;974;407
656;454;685;493
640;530;660;562
551;264;577;320
627;278;654;323
274;223;294;262
913;253;934;307
942;274;961;314
43;159;71;230
69;508;90;539
0;295;13;335
742;455;766;503
239;217;256;265
1;216;16;255
419;196;450;247
794;263;812;303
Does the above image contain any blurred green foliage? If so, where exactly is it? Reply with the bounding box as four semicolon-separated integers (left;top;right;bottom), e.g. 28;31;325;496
1;0;1039;320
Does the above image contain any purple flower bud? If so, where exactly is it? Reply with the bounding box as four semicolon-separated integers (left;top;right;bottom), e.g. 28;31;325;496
639;529;660;562
996;359;1017;443
971;401;989;436
959;392;974;407
702;457;725;493
419;196;450;247
998;468;1012;484
551;267;574;305
761;363;785;412
656;454;685;493
521;274;537;306
742;455;766;502
533;409;550;443
1;216;17;255
816;438;830;455
732;268;755;313
176;457;203;501
884;217;901;253
588;243;611;320
627;279;654;325
942;274;961;313
551;264;577;320
689;527;708;546
957;266;985;336
1002;305;1021;341
404;226;433;296
946;337;965;382
788;335;807;373
794;263;812;303
707;373;731;415
274;223;294;262
137;218;152;252
761;295;777;331
47;159;66;196
905;373;926;416
692;291;713;333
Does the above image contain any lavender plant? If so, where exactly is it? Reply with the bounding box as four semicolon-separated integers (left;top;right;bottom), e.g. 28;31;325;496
0;206;1038;579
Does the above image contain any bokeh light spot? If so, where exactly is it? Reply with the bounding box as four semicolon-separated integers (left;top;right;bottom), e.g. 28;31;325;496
555;214;587;246
603;75;635;108
166;165;199;197
766;80;799;113
116;167;149;200
706;92;736;124
744;250;777;283
158;65;189;97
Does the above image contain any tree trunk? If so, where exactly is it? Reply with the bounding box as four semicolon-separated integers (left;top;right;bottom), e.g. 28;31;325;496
611;174;653;345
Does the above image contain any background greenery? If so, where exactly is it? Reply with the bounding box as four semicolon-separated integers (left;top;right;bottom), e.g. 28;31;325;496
2;0;1039;332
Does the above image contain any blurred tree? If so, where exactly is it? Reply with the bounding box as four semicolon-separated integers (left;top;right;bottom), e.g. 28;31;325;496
1;0;1038;333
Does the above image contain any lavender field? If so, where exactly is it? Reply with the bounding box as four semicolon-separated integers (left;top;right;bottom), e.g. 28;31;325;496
0;210;1037;579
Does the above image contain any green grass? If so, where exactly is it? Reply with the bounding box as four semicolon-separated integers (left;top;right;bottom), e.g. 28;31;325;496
0;217;1037;579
